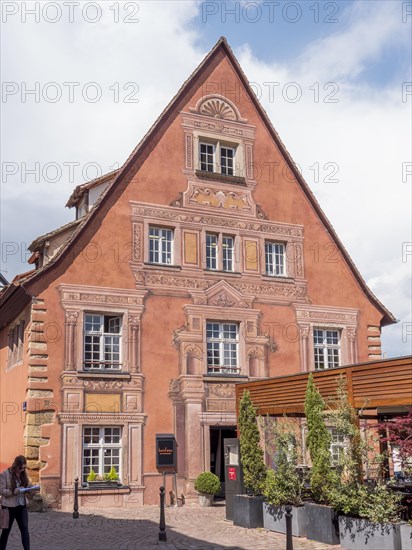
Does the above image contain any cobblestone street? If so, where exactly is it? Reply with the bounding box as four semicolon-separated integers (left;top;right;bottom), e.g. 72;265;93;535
5;503;342;550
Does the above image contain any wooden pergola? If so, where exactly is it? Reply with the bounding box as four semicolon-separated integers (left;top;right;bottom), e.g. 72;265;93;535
235;356;412;417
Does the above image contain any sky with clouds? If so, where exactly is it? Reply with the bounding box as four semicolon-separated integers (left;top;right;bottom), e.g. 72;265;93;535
1;0;411;358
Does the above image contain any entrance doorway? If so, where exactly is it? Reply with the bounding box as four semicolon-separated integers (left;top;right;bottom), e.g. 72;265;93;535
210;426;237;497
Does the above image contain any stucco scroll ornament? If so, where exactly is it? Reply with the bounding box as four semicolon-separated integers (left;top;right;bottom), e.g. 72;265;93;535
169;193;183;208
128;316;140;335
206;383;236;399
172;325;187;349
346;328;357;340
209;291;236;307
248;348;263;359
295;244;303;277
265;337;277;353
169;379;180;396
83;380;123;390
185;345;202;359
65;311;79;325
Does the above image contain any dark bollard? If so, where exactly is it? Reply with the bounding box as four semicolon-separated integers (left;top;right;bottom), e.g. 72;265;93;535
73;477;79;519
159;485;166;542
285;504;293;550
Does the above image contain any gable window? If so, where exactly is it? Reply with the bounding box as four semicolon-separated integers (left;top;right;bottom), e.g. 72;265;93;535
265;241;286;277
206;233;235;272
82;426;122;483
149;226;173;265
313;329;340;370
199;141;236;176
206;321;239;374
84;314;122;371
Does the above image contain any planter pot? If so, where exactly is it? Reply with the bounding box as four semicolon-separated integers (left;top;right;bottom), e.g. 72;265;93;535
339;516;401;550
87;481;120;489
305;502;340;545
198;493;214;507
263;503;307;537
400;523;412;550
233;495;264;528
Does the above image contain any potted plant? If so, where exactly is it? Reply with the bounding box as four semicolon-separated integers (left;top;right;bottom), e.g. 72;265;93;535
194;471;220;507
400;519;412;550
326;378;403;549
87;467;121;488
263;418;307;537
334;482;402;549
103;466;120;484
233;390;267;528
304;374;340;545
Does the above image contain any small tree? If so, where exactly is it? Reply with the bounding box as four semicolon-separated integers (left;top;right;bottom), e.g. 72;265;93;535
264;418;303;506
238;390;266;496
326;376;363;484
376;411;412;477
324;377;402;523
304;374;337;503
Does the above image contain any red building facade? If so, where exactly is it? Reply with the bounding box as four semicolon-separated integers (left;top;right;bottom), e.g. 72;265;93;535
0;38;395;509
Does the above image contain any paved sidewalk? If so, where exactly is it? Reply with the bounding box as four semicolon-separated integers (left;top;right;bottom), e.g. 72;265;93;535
5;504;342;550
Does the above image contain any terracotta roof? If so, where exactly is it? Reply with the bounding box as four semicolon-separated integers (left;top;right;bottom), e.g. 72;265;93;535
65;169;120;208
28;219;83;252
3;37;396;327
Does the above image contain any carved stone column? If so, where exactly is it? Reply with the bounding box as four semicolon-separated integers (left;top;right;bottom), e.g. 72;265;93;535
347;328;358;364
178;375;205;503
300;325;310;372
65;310;78;370
129;316;140;373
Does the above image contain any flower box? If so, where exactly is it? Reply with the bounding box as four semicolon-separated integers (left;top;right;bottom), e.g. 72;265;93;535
338;515;401;550
263;503;307;537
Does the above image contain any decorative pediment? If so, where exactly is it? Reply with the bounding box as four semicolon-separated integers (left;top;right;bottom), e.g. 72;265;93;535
191;280;254;309
189;95;247;123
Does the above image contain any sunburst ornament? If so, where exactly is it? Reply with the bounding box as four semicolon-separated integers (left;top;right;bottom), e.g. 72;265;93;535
199;98;237;120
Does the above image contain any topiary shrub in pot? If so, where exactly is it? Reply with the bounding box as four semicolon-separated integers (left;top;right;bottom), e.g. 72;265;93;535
304;374;340;545
194;471;220;507
263;419;307;537
234;390;267;528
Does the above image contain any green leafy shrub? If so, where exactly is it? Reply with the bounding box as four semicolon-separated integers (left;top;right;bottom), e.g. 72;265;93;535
103;466;119;482
304;374;338;503
87;469;97;482
194;472;220;495
330;482;401;524
264;421;303;506
239;390;267;496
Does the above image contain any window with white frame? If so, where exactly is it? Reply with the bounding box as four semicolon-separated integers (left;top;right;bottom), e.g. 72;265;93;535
84;314;122;370
206;322;239;374
313;329;341;370
205;233;235;271
82;426;122;483
329;427;345;465
199;141;236;176
265;241;286;276
149;226;173;265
